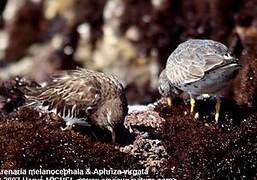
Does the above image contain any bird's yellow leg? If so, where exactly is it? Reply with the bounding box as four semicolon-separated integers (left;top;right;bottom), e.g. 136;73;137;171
215;98;221;123
190;97;199;119
190;97;196;113
167;97;172;107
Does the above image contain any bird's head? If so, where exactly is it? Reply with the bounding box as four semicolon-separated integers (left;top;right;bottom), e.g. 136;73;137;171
99;97;127;143
158;70;180;97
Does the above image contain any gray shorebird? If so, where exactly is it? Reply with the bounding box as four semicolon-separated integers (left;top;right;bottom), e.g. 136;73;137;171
25;68;128;143
158;39;241;122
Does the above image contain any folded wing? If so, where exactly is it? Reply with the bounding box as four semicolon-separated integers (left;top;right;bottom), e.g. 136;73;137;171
26;70;102;119
166;45;224;85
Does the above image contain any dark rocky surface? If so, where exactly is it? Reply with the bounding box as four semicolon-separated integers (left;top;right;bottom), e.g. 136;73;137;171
0;108;143;178
159;100;257;179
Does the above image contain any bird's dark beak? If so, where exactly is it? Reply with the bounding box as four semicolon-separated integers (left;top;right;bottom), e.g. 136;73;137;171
107;125;116;143
111;130;116;144
232;57;240;63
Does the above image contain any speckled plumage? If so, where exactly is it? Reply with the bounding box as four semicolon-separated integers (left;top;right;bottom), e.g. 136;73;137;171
158;39;241;121
25;68;128;142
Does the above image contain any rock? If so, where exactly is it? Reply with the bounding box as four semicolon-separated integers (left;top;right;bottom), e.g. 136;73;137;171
0;108;143;177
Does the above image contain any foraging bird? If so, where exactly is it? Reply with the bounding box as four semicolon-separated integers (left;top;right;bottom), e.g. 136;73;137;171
158;39;241;121
25;68;128;143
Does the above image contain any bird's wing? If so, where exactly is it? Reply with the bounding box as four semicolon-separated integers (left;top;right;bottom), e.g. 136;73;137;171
26;70;102;118
166;44;224;85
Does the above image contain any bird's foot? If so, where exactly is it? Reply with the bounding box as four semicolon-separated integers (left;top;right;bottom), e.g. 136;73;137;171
190;97;200;120
194;112;199;119
215;112;219;123
214;99;221;123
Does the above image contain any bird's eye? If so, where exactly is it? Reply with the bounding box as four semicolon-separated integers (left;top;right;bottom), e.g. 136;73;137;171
223;53;232;59
159;86;165;94
159;86;163;93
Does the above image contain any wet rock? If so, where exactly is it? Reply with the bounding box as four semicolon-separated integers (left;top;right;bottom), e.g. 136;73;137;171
0;108;143;177
73;0;107;47
124;109;165;135
0;77;39;112
4;1;47;62
159;99;257;179
120;136;168;175
0;0;7;28
233;41;257;107
233;0;257;107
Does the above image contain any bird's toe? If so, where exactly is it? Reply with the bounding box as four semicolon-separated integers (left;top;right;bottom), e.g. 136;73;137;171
194;112;200;119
